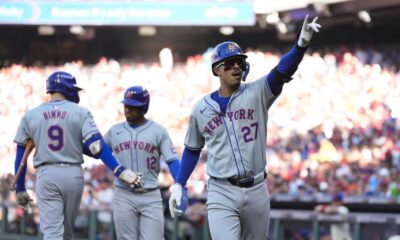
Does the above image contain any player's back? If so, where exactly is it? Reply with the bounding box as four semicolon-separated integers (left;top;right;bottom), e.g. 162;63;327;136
21;100;91;167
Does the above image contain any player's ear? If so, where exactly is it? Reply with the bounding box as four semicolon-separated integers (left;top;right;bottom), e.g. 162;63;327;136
212;67;220;77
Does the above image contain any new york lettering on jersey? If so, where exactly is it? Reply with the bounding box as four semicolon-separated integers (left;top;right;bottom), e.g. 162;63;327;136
112;140;157;155
202;108;256;136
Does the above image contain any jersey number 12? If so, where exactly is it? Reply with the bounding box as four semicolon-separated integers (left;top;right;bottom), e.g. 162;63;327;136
146;156;156;170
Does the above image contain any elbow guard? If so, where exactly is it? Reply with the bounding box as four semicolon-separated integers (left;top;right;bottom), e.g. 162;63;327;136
83;133;103;159
272;67;295;84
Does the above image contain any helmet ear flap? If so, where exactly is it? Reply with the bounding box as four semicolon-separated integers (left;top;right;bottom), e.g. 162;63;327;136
242;62;250;82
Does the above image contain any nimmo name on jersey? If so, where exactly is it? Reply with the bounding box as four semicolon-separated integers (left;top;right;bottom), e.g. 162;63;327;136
42;110;67;120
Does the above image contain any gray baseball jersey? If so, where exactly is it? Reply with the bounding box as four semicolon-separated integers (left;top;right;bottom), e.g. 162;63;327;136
185;76;276;179
185;76;275;240
14;100;99;167
14;100;99;239
104;120;178;240
104;120;178;190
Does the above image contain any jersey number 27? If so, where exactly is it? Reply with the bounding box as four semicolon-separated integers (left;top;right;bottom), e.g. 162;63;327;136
241;122;258;143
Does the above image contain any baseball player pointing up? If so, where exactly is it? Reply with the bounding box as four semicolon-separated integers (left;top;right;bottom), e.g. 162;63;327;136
104;86;182;240
169;15;322;239
13;71;142;240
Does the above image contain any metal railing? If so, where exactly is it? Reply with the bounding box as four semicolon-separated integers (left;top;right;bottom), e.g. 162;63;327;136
269;209;400;240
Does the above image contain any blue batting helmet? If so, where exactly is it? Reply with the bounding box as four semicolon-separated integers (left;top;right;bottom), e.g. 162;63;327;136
46;71;82;103
121;86;150;114
211;41;249;79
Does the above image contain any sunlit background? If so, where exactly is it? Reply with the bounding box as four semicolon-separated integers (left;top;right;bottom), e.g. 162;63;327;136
0;0;399;239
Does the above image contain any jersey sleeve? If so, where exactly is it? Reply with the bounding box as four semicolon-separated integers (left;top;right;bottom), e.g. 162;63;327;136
103;128;112;148
159;126;179;163
251;76;279;112
184;107;205;150
81;110;100;140
14;114;31;145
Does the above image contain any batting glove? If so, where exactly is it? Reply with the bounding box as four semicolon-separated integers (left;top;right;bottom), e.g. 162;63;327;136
131;173;143;188
16;191;32;208
174;186;188;217
169;183;186;218
114;165;143;187
297;15;322;47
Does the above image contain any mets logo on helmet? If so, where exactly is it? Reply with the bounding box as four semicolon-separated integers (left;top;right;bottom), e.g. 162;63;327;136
127;91;135;98
228;43;237;52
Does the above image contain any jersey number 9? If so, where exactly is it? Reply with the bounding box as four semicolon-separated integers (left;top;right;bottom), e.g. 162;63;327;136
48;125;64;151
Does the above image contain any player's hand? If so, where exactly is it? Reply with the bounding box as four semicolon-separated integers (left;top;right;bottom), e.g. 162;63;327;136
130;172;143;188
117;167;143;186
174;186;188;217
16;191;32;209
297;15;322;47
169;183;186;218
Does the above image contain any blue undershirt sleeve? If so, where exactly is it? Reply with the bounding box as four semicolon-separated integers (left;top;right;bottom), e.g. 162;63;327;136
176;147;201;186
267;73;284;96
276;45;307;74
98;139;119;172
167;159;180;181
14;144;27;193
266;45;308;96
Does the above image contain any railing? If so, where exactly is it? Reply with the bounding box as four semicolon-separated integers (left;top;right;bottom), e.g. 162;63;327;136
1;205;399;240
269;210;400;240
0;205;113;240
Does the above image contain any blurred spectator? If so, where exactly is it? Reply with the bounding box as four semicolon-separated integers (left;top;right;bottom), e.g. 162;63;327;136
314;193;352;240
0;46;399;203
185;202;207;226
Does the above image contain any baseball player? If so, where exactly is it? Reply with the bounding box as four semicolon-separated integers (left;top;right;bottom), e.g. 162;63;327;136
13;71;142;240
104;86;184;240
169;15;322;239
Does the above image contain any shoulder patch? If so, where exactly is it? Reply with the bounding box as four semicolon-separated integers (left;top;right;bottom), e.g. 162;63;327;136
170;147;177;155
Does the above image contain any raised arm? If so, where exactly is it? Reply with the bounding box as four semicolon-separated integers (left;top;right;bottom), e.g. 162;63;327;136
267;15;322;96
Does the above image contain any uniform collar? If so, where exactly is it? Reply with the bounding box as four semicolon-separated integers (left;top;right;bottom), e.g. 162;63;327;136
204;84;246;113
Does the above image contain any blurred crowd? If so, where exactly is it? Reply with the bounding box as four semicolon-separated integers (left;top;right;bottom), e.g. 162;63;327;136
0;45;399;212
